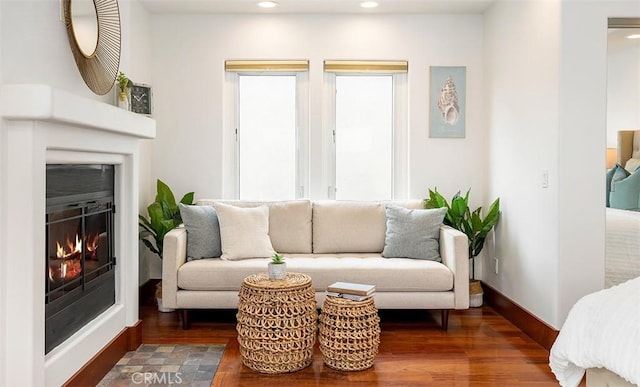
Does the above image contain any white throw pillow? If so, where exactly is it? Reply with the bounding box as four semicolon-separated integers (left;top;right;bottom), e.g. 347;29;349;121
213;202;275;261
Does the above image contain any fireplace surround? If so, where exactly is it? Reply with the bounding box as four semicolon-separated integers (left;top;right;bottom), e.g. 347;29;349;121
0;85;155;386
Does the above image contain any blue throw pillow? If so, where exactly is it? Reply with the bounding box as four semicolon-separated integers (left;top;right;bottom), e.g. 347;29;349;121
178;203;222;260
606;164;630;207
610;167;640;211
381;205;447;261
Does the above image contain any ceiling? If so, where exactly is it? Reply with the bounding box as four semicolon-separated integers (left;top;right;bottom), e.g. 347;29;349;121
138;0;495;15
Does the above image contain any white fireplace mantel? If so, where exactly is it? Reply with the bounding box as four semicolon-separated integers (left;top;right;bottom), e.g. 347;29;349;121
0;84;155;386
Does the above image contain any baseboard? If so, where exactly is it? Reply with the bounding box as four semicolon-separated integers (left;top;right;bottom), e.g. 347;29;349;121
482;282;558;351
63;320;142;387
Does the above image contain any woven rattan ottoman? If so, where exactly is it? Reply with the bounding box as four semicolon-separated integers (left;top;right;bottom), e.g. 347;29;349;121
318;296;381;371
236;272;318;374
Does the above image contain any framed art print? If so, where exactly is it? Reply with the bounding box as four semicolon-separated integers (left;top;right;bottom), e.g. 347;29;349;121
429;66;466;138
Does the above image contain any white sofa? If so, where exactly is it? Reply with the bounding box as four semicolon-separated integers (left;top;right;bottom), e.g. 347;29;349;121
162;199;469;330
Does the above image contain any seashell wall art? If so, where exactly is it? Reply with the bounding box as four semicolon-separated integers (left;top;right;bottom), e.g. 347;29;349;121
429;66;466;138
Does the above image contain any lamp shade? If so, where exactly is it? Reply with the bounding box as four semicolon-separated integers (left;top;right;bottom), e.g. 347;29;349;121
607;148;618;169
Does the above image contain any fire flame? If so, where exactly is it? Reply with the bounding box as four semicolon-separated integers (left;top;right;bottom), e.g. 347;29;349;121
49;233;101;283
56;234;82;259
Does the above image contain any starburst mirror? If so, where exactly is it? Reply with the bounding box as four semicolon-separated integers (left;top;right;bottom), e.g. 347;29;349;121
63;0;121;95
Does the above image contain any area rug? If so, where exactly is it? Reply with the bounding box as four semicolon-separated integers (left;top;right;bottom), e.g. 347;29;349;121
97;344;225;387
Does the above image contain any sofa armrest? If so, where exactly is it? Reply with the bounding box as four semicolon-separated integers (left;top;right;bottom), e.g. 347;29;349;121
440;225;469;309
162;227;187;309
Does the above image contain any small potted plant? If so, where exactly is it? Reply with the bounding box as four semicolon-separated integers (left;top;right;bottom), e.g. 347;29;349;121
139;179;194;312
424;188;500;307
268;253;287;280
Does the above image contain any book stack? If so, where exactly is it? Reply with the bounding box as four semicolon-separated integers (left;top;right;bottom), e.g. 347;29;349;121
326;282;376;301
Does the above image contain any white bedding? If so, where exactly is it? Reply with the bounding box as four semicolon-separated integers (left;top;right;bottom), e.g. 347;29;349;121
549;277;640;387
606;207;640;287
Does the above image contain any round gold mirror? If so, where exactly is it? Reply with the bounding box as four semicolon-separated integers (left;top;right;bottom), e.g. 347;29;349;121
63;0;121;95
71;0;98;56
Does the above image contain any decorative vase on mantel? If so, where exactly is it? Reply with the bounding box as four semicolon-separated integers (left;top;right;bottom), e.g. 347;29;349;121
268;253;287;280
117;91;129;110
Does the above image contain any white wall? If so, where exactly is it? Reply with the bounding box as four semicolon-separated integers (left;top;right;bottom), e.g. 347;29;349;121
484;0;561;327
485;0;639;329
0;0;109;103
150;14;485;203
607;42;640;147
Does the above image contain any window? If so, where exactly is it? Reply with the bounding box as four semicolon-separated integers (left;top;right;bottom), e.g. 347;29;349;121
335;75;393;200
238;75;296;200
325;61;408;200
225;61;309;200
223;60;407;201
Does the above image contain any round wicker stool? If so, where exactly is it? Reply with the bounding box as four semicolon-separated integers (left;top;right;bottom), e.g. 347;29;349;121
236;272;317;374
318;296;381;371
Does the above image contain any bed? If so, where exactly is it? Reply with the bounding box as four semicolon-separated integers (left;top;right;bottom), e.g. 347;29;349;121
549;276;640;387
606;207;640;287
549;207;640;386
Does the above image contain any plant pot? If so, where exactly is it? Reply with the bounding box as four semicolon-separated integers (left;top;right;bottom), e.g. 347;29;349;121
117;91;129;110
268;262;287;280
469;279;484;308
155;282;174;313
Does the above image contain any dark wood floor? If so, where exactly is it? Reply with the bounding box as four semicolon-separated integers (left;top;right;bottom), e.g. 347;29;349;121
140;305;561;386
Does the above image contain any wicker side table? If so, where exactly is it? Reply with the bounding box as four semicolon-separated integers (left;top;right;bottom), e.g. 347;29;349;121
236;272;317;374
318;296;381;371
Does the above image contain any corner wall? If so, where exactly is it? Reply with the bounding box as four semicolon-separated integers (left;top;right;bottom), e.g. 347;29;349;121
483;0;561;327
485;0;640;329
556;0;638;327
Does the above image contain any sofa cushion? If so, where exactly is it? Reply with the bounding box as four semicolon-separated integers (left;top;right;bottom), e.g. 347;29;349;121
312;200;424;254
178;203;221;260
313;201;386;253
213;202;275;260
382;206;447;261
197;199;312;253
177;254;453;293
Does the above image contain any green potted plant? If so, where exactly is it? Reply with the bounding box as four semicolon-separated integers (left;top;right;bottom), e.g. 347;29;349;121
424;188;500;307
116;71;133;109
268;253;287;280
139;179;194;311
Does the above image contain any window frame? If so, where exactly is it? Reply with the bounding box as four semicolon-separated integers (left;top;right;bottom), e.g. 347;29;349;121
223;69;310;200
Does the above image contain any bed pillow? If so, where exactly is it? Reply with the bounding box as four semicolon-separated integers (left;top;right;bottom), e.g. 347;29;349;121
610;167;640;211
381;205;448;261
624;158;640;173
213;202;275;261
178;203;221;260
606;164;630;207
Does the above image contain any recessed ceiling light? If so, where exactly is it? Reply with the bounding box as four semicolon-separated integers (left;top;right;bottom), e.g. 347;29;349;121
627;34;640;39
258;1;278;8
360;1;379;9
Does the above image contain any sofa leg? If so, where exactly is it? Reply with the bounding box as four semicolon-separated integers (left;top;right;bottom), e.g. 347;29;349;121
441;309;449;331
181;309;190;330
